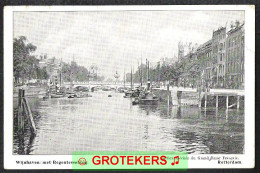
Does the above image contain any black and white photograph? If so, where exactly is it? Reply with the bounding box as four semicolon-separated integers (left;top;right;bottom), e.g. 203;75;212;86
4;5;255;169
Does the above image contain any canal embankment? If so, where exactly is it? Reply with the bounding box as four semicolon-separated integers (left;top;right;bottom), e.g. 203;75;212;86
152;86;244;109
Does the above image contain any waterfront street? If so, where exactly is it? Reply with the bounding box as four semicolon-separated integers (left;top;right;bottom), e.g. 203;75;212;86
13;90;244;155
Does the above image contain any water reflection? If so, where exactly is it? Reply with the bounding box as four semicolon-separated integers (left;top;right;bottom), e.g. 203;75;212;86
13;91;244;155
13;116;35;155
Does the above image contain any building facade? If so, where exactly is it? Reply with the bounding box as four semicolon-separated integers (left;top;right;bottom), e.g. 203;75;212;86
178;42;198;62
212;27;226;87
175;22;244;90
39;56;62;86
225;23;245;89
196;40;213;88
178;42;189;61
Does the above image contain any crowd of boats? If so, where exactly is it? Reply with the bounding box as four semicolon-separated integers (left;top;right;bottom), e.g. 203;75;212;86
121;86;159;105
42;85;91;99
42;81;159;105
41;56;160;105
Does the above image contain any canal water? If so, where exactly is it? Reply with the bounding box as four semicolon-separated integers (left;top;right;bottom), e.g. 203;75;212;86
13;91;244;155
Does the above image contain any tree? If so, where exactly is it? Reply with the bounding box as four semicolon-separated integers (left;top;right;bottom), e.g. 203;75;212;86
230;21;235;30
41;67;49;80
61;61;90;82
235;20;240;28
13;36;37;84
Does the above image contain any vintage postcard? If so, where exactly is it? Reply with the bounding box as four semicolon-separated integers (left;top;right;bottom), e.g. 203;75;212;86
4;5;255;169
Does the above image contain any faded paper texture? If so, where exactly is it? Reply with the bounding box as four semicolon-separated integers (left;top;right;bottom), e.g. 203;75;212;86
12;10;245;155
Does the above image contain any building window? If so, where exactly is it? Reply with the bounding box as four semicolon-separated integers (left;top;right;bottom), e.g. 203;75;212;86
227;54;228;63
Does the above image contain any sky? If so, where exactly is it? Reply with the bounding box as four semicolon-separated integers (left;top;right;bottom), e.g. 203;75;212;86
14;10;244;80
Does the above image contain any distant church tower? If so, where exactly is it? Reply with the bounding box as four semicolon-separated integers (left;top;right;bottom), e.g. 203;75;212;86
178;41;184;61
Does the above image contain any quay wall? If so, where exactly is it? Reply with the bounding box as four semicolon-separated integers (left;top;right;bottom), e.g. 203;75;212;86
175;91;199;106
152;87;245;108
152;88;199;106
152;88;171;104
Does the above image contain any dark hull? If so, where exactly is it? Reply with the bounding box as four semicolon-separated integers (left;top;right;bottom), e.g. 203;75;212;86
51;94;65;98
125;92;132;96
102;89;111;91
139;99;158;105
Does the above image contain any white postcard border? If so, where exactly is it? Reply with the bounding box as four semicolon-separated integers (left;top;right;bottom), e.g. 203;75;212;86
4;5;255;169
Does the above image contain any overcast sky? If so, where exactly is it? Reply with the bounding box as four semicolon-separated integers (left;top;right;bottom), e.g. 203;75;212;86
14;11;244;80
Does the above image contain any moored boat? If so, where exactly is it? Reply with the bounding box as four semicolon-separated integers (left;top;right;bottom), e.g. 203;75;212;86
102;86;112;91
68;93;76;98
51;93;65;98
139;97;159;105
132;90;158;105
50;86;67;98
130;88;141;98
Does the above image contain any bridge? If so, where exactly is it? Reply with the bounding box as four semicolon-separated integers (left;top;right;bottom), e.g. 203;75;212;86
62;81;138;89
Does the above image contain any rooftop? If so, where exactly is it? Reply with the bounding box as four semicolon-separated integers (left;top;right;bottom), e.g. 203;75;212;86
213;27;226;35
196;39;212;52
227;23;244;35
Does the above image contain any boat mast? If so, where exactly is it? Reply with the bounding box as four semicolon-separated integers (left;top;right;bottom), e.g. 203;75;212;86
60;58;62;87
146;59;148;82
70;57;73;91
146;59;150;90
131;67;133;89
141;57;143;87
124;68;125;88
133;66;134;88
138;59;141;87
148;60;150;81
149;60;151;89
158;62;160;87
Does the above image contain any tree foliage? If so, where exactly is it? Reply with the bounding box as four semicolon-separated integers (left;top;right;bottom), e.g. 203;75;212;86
61;61;104;82
13;36;49;83
13;36;105;84
126;57;201;86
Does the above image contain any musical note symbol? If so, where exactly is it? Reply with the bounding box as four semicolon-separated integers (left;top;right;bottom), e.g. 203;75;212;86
171;156;179;166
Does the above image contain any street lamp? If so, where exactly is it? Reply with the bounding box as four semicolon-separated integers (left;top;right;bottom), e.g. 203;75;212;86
88;71;95;91
114;71;120;91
